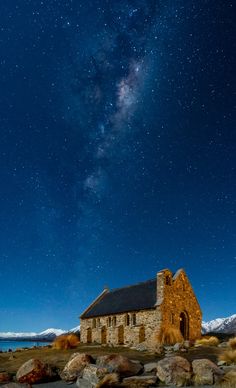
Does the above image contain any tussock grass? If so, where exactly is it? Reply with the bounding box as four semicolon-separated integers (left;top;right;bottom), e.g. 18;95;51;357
195;336;219;347
53;334;80;350
228;337;236;350
157;327;184;345
219;349;236;365
217;370;236;388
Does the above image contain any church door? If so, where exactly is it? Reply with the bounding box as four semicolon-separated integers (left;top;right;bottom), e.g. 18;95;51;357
101;326;107;344
180;311;189;340
118;325;124;345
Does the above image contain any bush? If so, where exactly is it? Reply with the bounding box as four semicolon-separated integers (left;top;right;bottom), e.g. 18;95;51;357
53;334;80;350
157;327;184;345
219;349;236;365
228;337;236;350
195;336;219;347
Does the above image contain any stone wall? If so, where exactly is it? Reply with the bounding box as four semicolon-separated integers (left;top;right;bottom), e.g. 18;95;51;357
80;308;161;348
157;269;202;341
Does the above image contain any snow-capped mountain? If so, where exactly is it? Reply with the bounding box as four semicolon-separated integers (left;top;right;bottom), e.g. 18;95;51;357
69;325;80;333
0;328;67;341
202;314;236;334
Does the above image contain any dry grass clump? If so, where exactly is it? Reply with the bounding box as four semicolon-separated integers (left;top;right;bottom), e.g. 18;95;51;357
195;336;219;347
219;349;236;365
228;337;236;350
53;334;80;350
217;370;236;387
157;327;184;345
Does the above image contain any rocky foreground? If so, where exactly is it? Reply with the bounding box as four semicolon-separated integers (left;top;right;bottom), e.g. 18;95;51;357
0;340;235;387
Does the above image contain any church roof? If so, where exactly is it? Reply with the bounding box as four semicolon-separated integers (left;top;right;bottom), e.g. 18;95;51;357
80;278;157;318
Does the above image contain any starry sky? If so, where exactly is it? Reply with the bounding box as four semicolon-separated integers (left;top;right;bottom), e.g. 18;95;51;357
0;0;235;332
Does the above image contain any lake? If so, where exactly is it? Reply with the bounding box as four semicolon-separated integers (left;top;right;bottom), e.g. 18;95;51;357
0;340;51;352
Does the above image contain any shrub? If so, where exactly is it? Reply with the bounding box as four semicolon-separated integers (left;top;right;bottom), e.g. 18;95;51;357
219;349;236;365
157;327;184;345
228;337;236;350
53;334;80;350
195;336;219;347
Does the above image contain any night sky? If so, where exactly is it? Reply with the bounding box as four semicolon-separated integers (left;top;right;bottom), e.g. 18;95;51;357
0;0;235;332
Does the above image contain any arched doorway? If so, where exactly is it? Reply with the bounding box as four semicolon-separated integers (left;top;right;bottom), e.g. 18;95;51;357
87;328;92;344
179;311;189;340
139;326;145;343
101;326;107;344
118;325;124;345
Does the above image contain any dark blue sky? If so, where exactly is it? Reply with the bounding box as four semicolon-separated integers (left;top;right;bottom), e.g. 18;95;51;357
0;0;235;331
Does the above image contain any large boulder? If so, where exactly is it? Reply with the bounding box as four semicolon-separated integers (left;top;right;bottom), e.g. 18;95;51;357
156;356;191;387
16;359;57;384
122;375;158;387
96;354;143;377
60;353;94;382
192;358;224;385
76;365;119;387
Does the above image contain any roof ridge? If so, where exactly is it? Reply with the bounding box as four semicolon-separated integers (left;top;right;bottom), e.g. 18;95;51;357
109;278;156;293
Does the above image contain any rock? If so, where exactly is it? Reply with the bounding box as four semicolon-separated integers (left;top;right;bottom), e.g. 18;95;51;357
96;354;143;377
60;353;94;382
0;372;12;383
164;345;173;352
218;360;227;366
192;358;225;385
8;355;16;360
122;375;158;387
76;378;93;388
154;344;164;354
16;358;57;384
134;343;147;352
82;365;109;386
76;366;119;388
218;341;229;348
143;362;157;374
183;340;190;349
156;356;191;387
173;343;183;352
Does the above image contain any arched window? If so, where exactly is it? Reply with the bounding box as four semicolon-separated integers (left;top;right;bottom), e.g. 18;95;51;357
132;313;136;326
92;318;96;328
125;314;130;326
97;318;100;327
112;316;116;327
108;317;112;327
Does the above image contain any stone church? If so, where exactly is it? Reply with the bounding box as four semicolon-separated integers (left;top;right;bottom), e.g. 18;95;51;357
80;268;202;348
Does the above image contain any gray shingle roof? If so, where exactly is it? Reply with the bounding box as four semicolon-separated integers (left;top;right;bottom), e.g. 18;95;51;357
81;279;157;318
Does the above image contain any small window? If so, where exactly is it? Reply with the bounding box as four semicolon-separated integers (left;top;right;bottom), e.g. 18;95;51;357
165;275;171;285
108;317;112;327
92;318;96;329
170;313;174;324
125;314;130;326
112;316;116;327
97;318;100;327
132;313;136;326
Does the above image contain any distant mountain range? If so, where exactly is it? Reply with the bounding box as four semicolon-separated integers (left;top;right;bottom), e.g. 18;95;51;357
0;325;80;341
202;314;236;334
